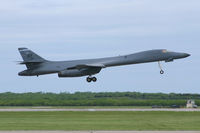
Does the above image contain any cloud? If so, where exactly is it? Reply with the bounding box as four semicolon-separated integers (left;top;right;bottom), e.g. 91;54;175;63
1;0;200;38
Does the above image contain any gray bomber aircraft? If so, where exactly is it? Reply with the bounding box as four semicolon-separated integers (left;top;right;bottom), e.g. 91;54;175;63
18;48;190;82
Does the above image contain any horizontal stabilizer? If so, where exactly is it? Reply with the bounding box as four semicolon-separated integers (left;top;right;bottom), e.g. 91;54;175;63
19;61;44;65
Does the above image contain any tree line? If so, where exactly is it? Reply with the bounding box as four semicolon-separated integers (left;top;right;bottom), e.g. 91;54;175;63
0;92;199;106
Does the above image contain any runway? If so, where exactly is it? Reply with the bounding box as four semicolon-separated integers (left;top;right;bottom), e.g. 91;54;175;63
0;108;199;112
0;131;199;133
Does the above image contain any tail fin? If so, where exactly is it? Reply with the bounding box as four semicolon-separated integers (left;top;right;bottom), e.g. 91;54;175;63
18;48;46;69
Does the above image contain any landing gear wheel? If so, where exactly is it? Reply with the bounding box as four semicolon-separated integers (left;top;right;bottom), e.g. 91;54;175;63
160;70;164;74
158;61;164;75
87;77;92;82
86;76;97;82
92;77;97;82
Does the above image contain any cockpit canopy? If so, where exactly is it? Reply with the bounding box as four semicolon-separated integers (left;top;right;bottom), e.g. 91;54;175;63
162;49;173;53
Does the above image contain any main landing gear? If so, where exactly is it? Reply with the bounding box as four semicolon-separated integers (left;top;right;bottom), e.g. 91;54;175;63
158;61;164;74
86;76;97;83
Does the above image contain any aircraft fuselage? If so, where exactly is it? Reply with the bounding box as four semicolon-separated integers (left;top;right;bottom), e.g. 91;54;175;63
18;49;190;79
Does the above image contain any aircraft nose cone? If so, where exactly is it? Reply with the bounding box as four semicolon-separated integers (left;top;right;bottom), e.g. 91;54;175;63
173;52;191;59
183;53;191;58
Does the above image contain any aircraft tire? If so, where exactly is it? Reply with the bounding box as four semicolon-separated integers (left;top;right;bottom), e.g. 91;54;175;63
160;70;164;74
92;77;97;82
87;77;92;82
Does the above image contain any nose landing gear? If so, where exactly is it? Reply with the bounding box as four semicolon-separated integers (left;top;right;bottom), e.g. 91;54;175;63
86;76;97;83
158;61;164;74
160;70;164;74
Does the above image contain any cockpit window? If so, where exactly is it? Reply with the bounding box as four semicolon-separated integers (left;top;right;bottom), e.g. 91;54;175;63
162;50;168;53
162;49;172;53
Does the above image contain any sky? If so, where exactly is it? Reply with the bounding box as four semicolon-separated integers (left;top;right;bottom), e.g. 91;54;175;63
0;0;200;93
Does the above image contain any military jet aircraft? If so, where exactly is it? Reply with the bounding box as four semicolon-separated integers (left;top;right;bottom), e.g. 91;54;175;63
18;48;190;82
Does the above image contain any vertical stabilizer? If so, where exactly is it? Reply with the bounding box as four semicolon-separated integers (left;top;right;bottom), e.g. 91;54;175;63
18;48;46;69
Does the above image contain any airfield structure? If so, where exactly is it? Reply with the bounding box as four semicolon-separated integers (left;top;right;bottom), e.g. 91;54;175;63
186;100;198;108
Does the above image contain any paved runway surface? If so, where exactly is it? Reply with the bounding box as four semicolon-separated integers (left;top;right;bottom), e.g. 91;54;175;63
0;108;200;112
0;131;199;133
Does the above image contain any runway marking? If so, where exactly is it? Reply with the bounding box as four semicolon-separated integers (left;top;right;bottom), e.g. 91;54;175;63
0;131;199;133
0;108;200;112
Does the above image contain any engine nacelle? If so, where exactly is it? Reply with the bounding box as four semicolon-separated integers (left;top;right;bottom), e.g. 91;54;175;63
58;68;101;77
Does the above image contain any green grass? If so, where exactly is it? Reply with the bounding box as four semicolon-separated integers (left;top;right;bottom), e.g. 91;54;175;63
0;111;200;130
0;106;152;109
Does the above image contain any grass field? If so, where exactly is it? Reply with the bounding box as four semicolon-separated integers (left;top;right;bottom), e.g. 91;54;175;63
0;106;152;109
0;111;200;130
0;106;199;109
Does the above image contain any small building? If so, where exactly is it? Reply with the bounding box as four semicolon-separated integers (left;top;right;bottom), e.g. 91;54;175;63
186;100;198;108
